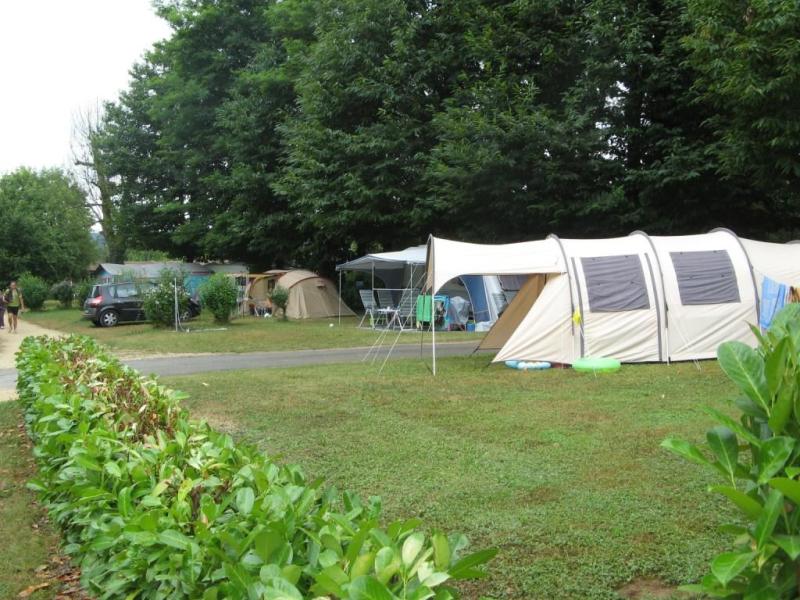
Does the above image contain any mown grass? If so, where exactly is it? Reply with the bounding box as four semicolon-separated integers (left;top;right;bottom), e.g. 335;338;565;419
25;306;483;355
0;402;58;599
168;357;737;600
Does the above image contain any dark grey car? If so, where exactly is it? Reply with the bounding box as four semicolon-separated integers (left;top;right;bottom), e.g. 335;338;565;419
82;282;200;327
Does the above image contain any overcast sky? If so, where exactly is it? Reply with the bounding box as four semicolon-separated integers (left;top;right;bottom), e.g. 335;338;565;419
0;1;171;175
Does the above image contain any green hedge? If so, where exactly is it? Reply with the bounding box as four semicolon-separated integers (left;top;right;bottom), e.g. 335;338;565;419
16;336;493;599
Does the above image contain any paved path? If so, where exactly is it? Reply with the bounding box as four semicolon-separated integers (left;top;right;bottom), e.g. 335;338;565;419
0;341;486;393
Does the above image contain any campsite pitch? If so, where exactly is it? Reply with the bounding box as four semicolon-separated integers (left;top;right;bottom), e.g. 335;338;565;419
166;357;736;599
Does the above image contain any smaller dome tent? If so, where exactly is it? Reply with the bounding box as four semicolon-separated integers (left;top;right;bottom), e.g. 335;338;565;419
246;269;355;319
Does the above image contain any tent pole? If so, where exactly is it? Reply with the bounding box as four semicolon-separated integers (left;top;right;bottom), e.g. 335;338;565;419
431;249;436;376
338;269;342;325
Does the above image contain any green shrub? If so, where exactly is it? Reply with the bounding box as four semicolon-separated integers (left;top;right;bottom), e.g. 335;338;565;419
50;280;75;308
663;304;800;597
270;285;290;320
199;273;237;323
74;279;95;304
16;273;48;310
142;269;189;328
16;335;494;599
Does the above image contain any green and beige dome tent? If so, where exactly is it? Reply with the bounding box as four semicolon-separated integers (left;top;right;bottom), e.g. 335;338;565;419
246;269;355;319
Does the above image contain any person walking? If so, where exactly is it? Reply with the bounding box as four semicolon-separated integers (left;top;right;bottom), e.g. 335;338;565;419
5;281;25;333
0;287;6;329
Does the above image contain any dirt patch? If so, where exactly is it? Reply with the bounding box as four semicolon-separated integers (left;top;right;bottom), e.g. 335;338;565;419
617;578;687;599
519;485;561;504
0;389;15;403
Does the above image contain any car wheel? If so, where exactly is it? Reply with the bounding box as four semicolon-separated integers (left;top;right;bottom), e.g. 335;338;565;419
99;310;119;327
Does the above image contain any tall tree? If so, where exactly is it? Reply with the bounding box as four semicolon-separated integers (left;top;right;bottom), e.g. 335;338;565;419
104;0;275;259
422;0;613;242
0;168;97;283
683;0;800;236
72;104;125;262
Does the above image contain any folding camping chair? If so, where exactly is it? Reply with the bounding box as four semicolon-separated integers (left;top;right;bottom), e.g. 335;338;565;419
491;292;508;316
390;288;419;330
358;289;377;328
375;289;397;328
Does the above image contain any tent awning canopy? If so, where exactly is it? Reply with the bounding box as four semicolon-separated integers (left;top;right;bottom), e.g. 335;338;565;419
336;246;427;273
426;237;566;296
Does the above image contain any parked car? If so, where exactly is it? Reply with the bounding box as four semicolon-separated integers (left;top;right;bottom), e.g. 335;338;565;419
82;282;201;327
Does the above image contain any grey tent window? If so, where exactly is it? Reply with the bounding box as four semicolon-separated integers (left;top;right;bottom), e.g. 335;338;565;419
670;250;740;305
581;255;650;312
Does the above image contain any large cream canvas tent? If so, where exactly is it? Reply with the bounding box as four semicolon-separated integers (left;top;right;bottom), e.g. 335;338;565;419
425;230;800;371
246;269;355;319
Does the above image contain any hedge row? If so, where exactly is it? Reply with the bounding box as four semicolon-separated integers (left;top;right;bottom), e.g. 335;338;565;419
17;336;494;599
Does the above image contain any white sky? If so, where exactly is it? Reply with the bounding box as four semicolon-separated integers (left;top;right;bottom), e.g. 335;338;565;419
0;1;172;175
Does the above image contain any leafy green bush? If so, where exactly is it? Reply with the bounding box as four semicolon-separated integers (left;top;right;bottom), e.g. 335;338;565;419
50;280;75;308
663;304;800;597
199;273;238;323
142;269;189;328
16;273;48;310
17;335;494;599
270;285;290;320
74;279;95;304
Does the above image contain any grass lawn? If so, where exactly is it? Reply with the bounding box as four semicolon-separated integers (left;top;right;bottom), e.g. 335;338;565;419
24;306;483;355
0;402;60;599
166;356;738;600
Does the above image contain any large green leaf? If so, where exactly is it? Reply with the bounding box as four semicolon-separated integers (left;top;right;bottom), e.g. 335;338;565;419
765;337;789;397
263;577;303;600
117;487;133;519
744;573;779;600
769;478;800;504
707;426;739;480
254;528;282;564
709;486;762;520
718;342;770;412
703;407;761;447
754;489;783;550
349;576;395;600
313;566;347;597
768;387;793;435
236;487;255;516
375;547;400;585
710;551;756;586
757;437;795;484
158;529;192;551
660;438;711;467
402;533;425;567
773;535;800;560
448;548;498;580
431;532;451;571
224;562;254;594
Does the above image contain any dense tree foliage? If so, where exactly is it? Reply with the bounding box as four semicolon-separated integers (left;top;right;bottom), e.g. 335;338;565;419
96;0;800;274
0;168;97;283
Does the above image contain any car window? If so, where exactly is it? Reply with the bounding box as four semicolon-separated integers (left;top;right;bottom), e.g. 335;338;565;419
89;285;100;298
114;284;138;299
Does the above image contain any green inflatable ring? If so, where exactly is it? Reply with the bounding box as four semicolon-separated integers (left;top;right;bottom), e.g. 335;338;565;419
572;356;621;373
